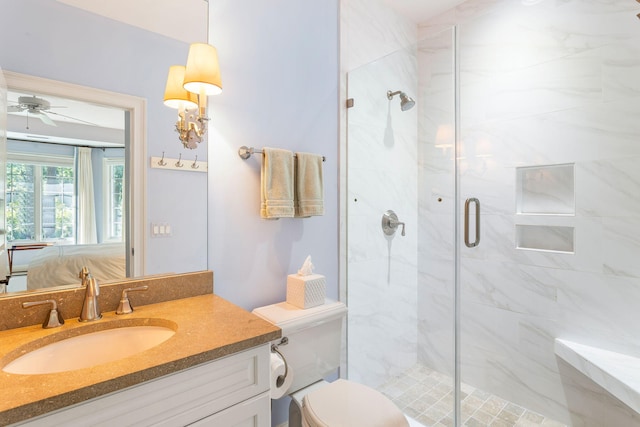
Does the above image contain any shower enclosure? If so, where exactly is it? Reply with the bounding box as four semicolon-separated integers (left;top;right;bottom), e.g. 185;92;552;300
346;1;640;426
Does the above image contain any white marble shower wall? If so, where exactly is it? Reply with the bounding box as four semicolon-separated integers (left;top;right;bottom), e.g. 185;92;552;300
344;0;420;389
347;47;419;389
418;0;640;425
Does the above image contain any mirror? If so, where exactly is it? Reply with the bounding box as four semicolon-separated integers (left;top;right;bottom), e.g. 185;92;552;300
1;71;145;296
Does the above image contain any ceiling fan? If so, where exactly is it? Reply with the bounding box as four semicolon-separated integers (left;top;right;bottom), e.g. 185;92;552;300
7;95;98;128
8;96;60;127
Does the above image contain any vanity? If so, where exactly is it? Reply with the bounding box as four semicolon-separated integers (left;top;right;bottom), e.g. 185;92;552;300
0;271;281;426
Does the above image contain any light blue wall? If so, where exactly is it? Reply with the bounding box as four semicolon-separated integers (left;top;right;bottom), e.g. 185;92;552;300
208;2;339;424
6;140;74;157
208;0;339;309
0;0;208;275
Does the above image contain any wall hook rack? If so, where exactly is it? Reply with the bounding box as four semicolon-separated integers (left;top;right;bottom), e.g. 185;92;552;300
150;153;207;173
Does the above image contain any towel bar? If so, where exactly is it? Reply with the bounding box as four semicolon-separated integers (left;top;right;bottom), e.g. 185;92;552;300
238;146;325;162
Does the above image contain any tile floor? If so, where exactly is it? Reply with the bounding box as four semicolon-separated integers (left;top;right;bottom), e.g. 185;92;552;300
379;363;567;427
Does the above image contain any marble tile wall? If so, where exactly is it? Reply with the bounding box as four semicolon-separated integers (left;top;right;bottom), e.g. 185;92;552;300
343;0;419;389
417;0;640;425
341;0;417;72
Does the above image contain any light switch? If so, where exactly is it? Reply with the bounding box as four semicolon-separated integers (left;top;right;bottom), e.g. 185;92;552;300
152;223;171;237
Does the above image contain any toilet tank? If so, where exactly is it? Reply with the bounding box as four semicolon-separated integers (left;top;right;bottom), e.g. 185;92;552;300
252;299;347;394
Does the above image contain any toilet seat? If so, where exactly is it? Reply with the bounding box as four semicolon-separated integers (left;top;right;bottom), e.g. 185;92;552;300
301;379;408;427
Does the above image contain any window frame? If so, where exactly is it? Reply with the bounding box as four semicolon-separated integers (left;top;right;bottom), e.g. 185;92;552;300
6;151;76;245
102;157;125;243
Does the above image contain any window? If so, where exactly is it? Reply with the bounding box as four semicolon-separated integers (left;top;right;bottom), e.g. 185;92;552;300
6;153;75;244
103;158;125;242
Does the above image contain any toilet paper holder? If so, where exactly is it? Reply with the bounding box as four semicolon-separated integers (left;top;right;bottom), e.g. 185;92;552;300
271;337;289;387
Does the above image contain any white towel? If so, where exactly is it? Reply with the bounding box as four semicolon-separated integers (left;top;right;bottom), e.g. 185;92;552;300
261;147;295;219
294;152;324;217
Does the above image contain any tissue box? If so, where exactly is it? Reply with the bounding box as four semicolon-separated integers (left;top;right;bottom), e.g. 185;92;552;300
286;274;326;309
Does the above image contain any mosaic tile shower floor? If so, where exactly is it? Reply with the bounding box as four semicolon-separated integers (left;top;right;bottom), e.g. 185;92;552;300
379;364;567;427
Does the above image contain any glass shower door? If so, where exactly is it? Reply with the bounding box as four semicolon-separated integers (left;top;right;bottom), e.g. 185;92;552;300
456;2;640;426
346;26;458;425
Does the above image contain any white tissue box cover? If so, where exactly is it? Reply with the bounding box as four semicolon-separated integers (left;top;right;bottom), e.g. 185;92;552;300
286;274;326;309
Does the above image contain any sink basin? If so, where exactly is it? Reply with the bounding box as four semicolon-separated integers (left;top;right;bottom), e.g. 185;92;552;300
3;322;176;375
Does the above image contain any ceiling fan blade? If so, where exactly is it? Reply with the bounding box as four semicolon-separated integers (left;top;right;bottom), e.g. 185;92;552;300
7;105;24;113
47;110;99;127
35;111;57;127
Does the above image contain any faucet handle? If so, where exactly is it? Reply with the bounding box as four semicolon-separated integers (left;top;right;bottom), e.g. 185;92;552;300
391;218;406;236
116;285;149;315
381;210;406;237
79;266;90;281
23;299;64;329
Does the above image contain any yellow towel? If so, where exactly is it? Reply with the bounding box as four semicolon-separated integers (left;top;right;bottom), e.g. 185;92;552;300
294;152;324;217
261;147;295;219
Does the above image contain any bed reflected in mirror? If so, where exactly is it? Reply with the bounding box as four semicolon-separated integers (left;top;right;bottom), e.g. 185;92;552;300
10;243;126;291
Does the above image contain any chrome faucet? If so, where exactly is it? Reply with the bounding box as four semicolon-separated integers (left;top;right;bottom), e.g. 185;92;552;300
22;299;64;329
79;267;101;322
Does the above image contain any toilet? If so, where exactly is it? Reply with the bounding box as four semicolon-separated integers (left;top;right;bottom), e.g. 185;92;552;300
252;299;409;427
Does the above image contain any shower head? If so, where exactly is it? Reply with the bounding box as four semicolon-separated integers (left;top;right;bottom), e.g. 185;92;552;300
387;90;415;111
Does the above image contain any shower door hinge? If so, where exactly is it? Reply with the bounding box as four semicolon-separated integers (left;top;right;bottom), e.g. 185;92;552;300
346;98;354;108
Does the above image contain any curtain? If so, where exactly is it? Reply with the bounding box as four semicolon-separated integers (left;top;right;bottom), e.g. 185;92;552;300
77;147;97;244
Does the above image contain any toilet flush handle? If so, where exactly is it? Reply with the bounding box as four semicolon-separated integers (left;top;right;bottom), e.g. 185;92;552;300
271;337;289;387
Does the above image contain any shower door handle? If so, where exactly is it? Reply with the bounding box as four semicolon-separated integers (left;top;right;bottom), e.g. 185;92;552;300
464;198;480;248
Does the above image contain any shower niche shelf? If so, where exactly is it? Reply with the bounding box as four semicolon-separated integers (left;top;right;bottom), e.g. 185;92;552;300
516;164;575;215
516;225;574;254
515;164;575;253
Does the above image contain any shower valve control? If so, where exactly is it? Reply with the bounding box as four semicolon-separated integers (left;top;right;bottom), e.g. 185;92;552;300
382;210;406;237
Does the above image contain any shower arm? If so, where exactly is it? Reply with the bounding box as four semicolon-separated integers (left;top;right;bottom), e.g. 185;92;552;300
387;90;402;100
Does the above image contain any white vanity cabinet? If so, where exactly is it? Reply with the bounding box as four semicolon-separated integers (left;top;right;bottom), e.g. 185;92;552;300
15;344;271;427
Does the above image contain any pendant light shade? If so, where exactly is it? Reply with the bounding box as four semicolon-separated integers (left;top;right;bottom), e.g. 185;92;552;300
183;43;223;96
163;65;198;110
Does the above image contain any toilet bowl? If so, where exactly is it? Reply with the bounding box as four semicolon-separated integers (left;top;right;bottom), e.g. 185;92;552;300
297;379;408;427
252;300;409;427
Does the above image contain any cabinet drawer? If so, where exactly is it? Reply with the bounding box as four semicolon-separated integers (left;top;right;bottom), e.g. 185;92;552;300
16;344;270;427
188;391;270;427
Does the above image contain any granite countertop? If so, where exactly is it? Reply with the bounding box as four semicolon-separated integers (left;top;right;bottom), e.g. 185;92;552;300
0;294;282;425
